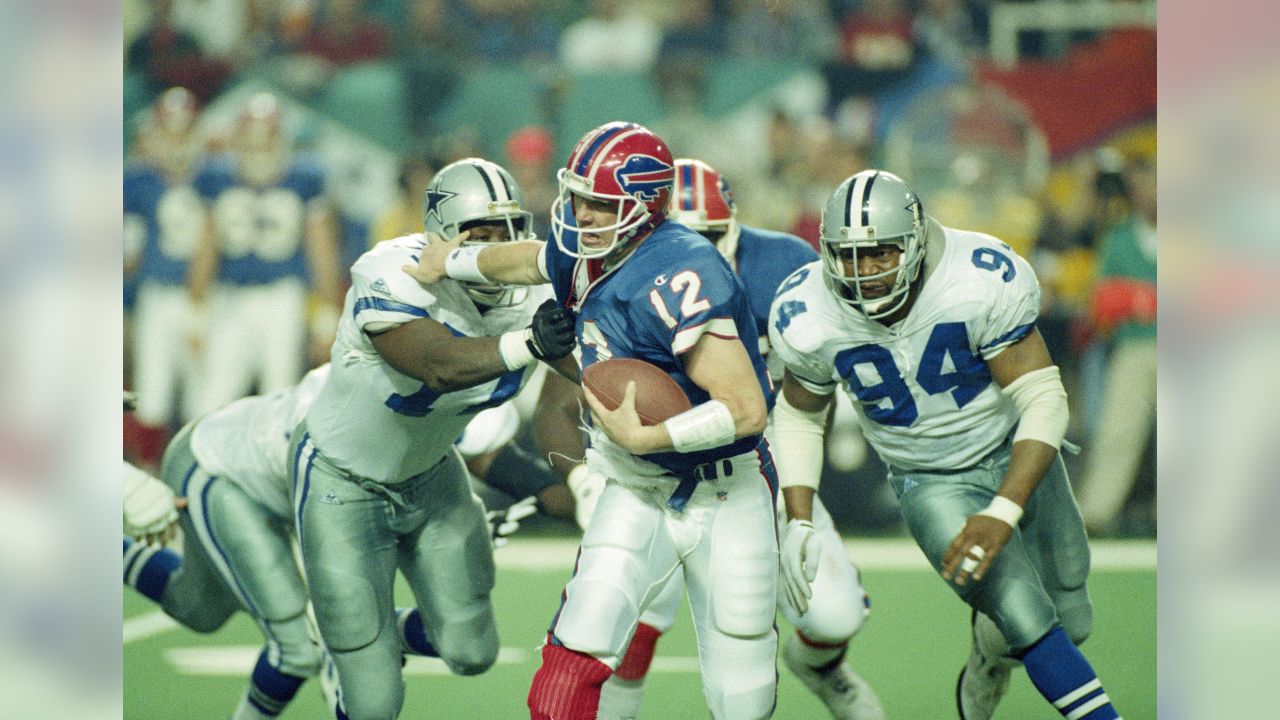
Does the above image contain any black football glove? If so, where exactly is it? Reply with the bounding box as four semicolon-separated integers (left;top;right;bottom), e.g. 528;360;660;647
527;299;576;361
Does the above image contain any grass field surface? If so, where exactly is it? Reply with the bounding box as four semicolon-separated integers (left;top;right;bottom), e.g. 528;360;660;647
125;538;1154;719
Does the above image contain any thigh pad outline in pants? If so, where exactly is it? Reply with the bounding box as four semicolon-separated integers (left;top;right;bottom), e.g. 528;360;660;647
197;481;321;676
399;458;499;675
709;478;779;637
295;460;399;653
778;495;868;643
554;483;677;664
636;569;686;634
898;476;1060;651
1020;456;1094;645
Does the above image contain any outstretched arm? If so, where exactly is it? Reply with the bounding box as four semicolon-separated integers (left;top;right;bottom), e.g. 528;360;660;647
403;231;549;286
370;299;575;393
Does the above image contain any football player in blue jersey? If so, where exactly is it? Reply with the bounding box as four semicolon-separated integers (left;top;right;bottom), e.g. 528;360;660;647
595;159;884;720
409;122;779;720
188;92;343;418
291;157;576;720
769;170;1124;720
124;86;210;434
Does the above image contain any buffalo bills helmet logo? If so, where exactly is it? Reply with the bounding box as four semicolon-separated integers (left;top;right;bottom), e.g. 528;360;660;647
615;154;673;203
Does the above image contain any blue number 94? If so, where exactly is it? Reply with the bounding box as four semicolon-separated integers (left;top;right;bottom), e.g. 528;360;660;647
971;248;1016;282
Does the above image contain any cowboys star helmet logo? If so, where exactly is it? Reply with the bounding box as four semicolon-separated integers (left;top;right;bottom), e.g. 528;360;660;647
424;187;457;227
615;154;674;203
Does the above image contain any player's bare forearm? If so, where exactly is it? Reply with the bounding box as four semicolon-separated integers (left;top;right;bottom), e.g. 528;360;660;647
684;334;768;438
782;486;816;522
533;370;587;478
996;439;1057;506
478;240;548;284
406;235;547;287
548;354;581;383
370;318;511;393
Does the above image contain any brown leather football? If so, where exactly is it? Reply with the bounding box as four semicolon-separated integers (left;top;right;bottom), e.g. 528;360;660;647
583;358;693;425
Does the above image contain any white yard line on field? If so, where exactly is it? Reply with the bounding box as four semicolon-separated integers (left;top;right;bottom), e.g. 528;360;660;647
163;646;530;676
124;611;179;644
495;537;1156;572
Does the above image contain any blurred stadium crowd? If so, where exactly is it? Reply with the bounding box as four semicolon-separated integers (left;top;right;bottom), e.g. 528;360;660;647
123;0;1156;537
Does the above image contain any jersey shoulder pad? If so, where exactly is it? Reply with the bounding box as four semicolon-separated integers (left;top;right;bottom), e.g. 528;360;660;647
349;235;443;324
935;226;1041;356
769;261;836;355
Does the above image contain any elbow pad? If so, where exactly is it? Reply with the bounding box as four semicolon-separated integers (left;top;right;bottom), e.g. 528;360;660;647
1003;366;1069;449
771;390;828;491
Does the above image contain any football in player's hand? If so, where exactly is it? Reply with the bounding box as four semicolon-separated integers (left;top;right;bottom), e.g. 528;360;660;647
583;358;692;425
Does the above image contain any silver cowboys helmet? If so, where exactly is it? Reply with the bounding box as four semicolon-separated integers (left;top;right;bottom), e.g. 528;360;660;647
819;169;927;319
423;158;533;307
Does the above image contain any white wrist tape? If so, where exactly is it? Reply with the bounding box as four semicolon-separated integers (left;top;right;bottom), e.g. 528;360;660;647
498;330;535;371
978;495;1024;528
664;400;736;453
444;245;490;284
1003;365;1068;449
771;389;828;491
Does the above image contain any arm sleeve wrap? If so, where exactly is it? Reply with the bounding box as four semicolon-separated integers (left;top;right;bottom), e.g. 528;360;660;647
1002;365;1069;449
771;390;828;490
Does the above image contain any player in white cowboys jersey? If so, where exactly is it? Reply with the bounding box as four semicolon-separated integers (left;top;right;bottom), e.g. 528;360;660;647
598;158;883;720
769;170;1124;720
291;158;576;720
123;363;540;720
124;366;328;719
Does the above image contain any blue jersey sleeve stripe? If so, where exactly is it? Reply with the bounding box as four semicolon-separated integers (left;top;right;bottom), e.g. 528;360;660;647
352;296;429;319
979;322;1035;351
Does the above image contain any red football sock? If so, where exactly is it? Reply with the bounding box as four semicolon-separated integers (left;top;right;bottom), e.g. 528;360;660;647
528;641;613;720
614;622;661;682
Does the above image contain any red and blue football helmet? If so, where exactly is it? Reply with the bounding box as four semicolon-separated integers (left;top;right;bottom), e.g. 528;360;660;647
550;121;675;259
669;158;740;259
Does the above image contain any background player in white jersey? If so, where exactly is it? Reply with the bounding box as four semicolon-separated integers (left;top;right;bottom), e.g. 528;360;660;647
769;170;1124;720
292;158;576;720
409;121;778;720
124;366;328;719
597;159;883;720
122;365;536;719
124;86;210;434
189;92;343;418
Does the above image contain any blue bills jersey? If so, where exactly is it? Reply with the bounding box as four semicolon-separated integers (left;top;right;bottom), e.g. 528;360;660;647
730;225;818;386
195;155;325;286
124;163;206;287
544;221;771;477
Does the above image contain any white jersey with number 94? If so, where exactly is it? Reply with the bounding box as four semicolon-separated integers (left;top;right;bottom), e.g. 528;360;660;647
768;226;1041;471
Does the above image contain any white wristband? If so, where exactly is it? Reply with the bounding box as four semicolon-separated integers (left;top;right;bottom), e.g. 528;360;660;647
498;330;535;371
444;245;490;284
977;496;1023;528
664;400;736;453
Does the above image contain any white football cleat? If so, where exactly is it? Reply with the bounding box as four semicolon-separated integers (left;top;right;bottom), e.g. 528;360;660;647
783;633;885;720
955;611;1019;720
